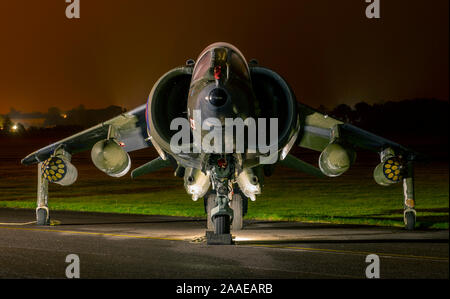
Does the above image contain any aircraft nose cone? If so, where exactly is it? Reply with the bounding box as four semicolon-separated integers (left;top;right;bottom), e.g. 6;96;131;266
208;88;228;107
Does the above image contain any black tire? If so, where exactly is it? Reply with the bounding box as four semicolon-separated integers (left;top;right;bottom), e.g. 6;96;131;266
231;194;243;231
206;194;216;231
36;208;49;226
404;211;416;230
233;187;248;216
242;196;248;216
214;215;230;234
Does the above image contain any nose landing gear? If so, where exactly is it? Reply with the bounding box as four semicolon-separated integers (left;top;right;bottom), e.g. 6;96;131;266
205;155;235;245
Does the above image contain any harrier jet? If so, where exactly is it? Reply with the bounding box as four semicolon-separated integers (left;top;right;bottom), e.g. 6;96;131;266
22;42;419;244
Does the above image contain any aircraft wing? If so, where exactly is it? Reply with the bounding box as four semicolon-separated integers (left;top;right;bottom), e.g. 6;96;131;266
21;104;151;165
297;103;420;160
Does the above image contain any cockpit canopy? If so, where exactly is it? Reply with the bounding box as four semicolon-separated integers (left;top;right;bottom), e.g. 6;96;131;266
192;42;250;84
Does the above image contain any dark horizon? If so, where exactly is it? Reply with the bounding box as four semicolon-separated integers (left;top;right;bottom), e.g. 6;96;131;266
1;96;448;117
0;0;448;114
2;98;448;140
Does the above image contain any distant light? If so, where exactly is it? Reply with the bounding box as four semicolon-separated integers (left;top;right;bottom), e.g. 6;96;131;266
62;114;67;119
11;125;18;131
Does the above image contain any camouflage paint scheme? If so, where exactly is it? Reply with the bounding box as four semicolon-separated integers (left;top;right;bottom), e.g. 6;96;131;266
22;43;420;236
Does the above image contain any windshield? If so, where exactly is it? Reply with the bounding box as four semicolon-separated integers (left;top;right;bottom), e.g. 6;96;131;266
192;45;250;83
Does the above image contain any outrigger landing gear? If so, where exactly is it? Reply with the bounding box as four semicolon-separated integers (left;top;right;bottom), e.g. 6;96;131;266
377;148;417;230
36;162;50;226
403;160;416;230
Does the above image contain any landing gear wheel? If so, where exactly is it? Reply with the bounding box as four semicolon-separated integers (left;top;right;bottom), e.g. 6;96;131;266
206;194;216;231
231;194;243;231
36;208;49;226
214;215;230;234
404;210;416;230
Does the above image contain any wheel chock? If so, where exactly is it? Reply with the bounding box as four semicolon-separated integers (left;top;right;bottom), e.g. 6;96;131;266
206;231;233;245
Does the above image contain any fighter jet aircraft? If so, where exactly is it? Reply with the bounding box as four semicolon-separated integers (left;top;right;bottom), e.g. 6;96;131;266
22;42;419;243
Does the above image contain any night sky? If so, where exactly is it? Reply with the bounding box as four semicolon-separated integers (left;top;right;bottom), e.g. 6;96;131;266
0;0;448;114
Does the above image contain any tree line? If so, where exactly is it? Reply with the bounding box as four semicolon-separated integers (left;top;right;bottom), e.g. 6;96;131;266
1;99;448;138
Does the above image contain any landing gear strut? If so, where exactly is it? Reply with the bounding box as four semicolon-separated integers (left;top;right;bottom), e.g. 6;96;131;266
36;162;50;225
403;160;416;230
